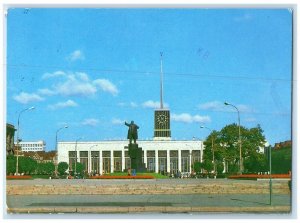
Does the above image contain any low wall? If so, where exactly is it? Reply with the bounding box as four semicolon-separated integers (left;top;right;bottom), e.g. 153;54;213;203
6;180;290;195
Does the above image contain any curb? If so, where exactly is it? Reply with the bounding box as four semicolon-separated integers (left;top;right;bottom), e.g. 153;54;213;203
7;206;291;214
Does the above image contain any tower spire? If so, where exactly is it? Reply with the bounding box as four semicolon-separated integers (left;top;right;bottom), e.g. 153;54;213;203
160;52;164;109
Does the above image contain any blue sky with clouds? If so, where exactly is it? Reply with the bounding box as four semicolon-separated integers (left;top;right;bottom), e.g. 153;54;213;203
6;8;292;151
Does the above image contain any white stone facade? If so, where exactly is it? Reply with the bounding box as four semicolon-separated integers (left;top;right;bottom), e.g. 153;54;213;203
57;140;203;175
17;140;46;152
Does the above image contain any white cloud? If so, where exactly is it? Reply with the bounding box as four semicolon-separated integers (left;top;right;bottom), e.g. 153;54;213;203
117;102;126;107
171;113;211;123
117;102;138;108
81;118;99;127
112;118;125;125
76;72;89;82
93;79;119;96
142;100;169;109
48;99;78;110
39;71;119;98
42;71;66;79
54;73;97;96
245;117;256;123
236;104;252;113
13;92;44;104
198;101;226;111
38;88;56;96
67;50;84;61
198;101;253;113
130;102;138;108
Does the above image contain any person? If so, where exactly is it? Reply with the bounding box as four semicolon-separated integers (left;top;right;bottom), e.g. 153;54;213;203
125;121;139;144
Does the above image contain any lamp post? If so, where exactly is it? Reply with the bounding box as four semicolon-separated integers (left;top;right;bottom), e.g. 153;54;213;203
16;106;35;175
200;126;215;175
74;137;82;177
55;125;68;176
224;101;242;174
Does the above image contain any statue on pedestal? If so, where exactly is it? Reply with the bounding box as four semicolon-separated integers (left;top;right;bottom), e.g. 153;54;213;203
125;121;139;144
124;120;146;172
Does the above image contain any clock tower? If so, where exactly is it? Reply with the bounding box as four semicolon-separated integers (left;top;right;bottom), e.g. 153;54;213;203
154;109;171;138
154;53;171;140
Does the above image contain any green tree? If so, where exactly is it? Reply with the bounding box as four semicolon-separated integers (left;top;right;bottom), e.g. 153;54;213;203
203;124;266;174
193;162;203;173
202;160;213;173
58;162;69;175
36;162;55;175
6;155;16;175
18;156;37;174
271;146;291;174
71;162;84;176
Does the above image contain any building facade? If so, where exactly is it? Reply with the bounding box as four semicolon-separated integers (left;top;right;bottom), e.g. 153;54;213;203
57;140;203;175
6;123;16;155
16;140;46;152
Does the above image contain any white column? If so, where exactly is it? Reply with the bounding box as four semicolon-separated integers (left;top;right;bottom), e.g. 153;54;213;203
110;150;114;173
155;149;159;173
121;149;125;172
189;149;192;173
167;150;170;173
88;151;92;174
200;142;204;163
178;149;182;172
144;150;148;168
99;150;103;175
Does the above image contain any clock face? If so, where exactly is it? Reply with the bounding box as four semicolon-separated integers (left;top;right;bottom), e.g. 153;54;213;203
157;114;167;124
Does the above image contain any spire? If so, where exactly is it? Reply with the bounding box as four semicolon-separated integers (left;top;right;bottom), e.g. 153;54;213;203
160;52;164;109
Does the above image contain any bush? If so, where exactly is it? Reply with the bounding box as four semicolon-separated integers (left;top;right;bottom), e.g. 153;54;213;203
58;162;68;175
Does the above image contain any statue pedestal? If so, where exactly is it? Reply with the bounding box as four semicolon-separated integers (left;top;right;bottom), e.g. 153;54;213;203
125;144;146;173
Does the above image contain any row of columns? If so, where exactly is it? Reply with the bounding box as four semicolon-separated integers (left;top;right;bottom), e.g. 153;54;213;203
76;149;198;174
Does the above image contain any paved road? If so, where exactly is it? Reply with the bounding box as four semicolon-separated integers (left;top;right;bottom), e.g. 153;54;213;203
5;179;292;214
7;193;290;208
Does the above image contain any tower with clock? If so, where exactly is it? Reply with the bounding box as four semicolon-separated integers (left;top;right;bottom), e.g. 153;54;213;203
154;53;171;140
154;109;171;138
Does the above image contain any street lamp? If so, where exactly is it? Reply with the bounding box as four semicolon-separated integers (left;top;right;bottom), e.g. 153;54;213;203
224;101;242;174
16;106;35;175
55;125;68;176
200;126;215;175
74;137;83;177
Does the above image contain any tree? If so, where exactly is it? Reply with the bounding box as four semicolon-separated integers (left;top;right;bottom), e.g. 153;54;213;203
36;162;55;175
18;156;37;174
58;162;68;175
6;155;16;175
271;146;291;174
203;124;266;174
193;162;203;173
71;162;84;176
202;160;213;173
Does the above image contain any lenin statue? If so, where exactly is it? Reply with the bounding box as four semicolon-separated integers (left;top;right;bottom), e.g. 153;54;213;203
125;121;139;144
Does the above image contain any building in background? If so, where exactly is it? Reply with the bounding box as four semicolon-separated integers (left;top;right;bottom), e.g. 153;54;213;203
274;140;292;150
16;140;46;152
58;139;203;175
23;151;56;163
6;123;16;155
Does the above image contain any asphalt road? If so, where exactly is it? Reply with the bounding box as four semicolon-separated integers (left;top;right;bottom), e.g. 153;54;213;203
7;193;290;208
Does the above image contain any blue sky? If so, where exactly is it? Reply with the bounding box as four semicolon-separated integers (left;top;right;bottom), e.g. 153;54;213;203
6;8;292;151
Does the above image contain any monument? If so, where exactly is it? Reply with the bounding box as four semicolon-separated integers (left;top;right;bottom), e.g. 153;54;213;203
125;121;146;172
